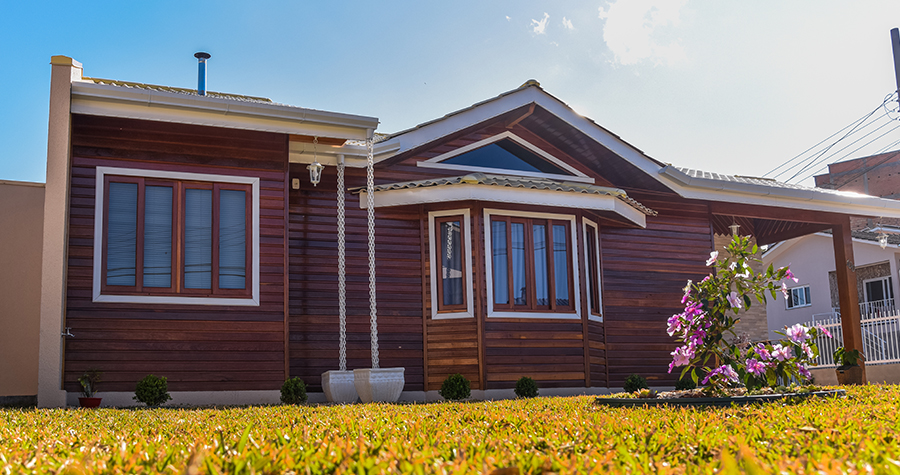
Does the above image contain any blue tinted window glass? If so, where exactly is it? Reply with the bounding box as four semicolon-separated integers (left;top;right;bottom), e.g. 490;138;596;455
184;189;212;289
218;189;246;289
143;185;172;288
106;182;138;286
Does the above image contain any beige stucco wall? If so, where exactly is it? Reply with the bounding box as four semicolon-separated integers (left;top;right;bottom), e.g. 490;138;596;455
0;181;45;398
715;234;769;343
763;233;900;339
810;363;900;385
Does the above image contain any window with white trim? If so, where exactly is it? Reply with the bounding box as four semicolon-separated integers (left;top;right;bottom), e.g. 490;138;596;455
583;218;603;321
786;285;811;309
484;209;580;319
94;167;260;306
428;209;474;319
863;276;894;303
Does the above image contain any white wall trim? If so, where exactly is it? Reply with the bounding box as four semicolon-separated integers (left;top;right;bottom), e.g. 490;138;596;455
360;185;647;228
482;208;582;320
582;218;603;323
416;131;593;184
93;166;260;306
428;209;475;319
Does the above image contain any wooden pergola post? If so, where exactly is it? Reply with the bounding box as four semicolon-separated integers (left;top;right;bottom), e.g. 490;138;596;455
832;217;867;382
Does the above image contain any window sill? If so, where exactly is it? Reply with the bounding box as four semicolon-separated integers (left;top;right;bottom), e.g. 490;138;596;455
93;294;260;306
432;311;474;320
588;314;604;323
786;304;812;310
487;310;580;320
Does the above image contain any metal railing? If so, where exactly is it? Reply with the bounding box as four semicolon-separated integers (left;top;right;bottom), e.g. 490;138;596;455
803;304;900;367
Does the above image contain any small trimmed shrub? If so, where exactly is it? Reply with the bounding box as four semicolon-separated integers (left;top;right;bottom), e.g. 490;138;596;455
439;373;471;401
281;378;308;404
624;374;649;393
675;374;697;391
514;376;539;398
133;375;172;407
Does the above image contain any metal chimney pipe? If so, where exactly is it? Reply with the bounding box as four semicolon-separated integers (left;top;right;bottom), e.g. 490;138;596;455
891;29;900;109
194;52;211;96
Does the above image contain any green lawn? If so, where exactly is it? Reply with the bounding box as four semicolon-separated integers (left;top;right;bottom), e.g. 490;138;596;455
2;385;900;474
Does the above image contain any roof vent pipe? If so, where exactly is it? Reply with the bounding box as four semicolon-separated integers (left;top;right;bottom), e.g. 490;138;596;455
194;52;211;96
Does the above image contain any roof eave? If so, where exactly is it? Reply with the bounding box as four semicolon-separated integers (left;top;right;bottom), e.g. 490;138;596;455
70;81;380;140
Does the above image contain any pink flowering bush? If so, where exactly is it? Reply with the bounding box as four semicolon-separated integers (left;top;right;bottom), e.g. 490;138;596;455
667;234;830;393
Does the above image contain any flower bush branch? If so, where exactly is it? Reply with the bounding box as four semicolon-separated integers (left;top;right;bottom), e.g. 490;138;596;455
667;234;830;394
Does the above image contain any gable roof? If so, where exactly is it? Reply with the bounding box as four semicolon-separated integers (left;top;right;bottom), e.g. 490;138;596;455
376;82;900;219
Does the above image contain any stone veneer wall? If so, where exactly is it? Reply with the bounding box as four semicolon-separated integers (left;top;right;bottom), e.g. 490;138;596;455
714;234;769;343
828;261;892;308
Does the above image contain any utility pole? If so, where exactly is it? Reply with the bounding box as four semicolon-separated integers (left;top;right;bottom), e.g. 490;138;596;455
892;28;900;109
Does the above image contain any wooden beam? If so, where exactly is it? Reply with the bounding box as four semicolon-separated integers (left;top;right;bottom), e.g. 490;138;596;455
832;217;867;382
418;205;430;391
505;102;536;129
288;134;347;146
708;202;845;225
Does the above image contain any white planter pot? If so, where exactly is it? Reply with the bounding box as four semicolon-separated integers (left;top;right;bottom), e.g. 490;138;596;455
321;370;358;403
353;368;405;403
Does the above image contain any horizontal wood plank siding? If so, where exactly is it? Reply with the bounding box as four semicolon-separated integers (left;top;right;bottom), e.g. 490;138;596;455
64;114;287;393
600;195;712;387
288;165;424;391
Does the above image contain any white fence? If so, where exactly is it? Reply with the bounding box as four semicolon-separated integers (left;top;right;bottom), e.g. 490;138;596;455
803;309;900;367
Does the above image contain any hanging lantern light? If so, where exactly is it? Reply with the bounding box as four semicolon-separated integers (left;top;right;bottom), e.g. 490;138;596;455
879;231;889;249
307;137;325;186
729;219;740;237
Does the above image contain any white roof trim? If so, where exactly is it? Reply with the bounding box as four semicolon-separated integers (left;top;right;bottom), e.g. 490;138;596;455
359;184;647;228
379;84;900;219
416;131;593;183
71;81;379;141
659;166;900;218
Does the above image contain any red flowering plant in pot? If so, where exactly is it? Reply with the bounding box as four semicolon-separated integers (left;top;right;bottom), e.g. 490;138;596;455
667;234;831;396
77;369;103;408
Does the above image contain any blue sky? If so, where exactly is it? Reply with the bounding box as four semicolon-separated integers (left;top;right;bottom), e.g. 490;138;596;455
2;1;900;185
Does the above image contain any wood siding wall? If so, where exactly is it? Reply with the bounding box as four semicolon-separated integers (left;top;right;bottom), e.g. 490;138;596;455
600;194;713;387
287;165;425;391
64;114;287;393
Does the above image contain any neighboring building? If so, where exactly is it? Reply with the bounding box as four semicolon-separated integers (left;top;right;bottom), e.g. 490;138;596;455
29;56;900;407
763;231;900;339
815;150;900;230
0;180;44;406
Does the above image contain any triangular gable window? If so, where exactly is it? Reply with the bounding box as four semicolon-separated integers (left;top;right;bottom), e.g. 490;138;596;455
417;131;593;184
442;139;570;175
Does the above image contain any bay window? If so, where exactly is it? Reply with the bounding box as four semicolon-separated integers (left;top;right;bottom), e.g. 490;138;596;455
94;167;259;305
485;209;579;318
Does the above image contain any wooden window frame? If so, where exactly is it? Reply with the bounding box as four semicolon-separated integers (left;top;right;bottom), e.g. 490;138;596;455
428;209;474;319
484;209;580;320
583;218;603;322
93;166;260;306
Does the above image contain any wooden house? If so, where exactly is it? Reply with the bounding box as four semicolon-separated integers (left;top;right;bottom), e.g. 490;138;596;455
36;56;900;407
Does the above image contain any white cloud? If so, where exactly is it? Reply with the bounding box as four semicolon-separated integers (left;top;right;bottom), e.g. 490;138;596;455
506;15;511;21
598;0;688;66
562;17;574;30
531;12;549;35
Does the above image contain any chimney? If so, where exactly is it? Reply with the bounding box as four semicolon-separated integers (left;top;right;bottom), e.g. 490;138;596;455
194;52;211;96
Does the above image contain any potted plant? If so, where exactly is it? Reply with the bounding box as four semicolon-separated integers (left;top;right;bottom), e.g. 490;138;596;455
78;369;102;408
833;347;865;385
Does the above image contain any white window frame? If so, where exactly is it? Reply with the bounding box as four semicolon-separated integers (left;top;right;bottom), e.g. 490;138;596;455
863;276;894;303
416;131;594;184
582;218;603;322
483;208;581;320
92;166;261;306
785;285;811;310
428;209;475;319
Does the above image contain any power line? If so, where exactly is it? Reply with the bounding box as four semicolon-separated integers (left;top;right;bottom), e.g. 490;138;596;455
791;115;899;182
763;102;887;179
800;122;900;183
784;102;891;182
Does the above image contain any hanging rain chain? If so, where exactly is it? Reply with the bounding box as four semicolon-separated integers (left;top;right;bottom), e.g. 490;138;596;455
336;157;347;371
365;137;380;369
